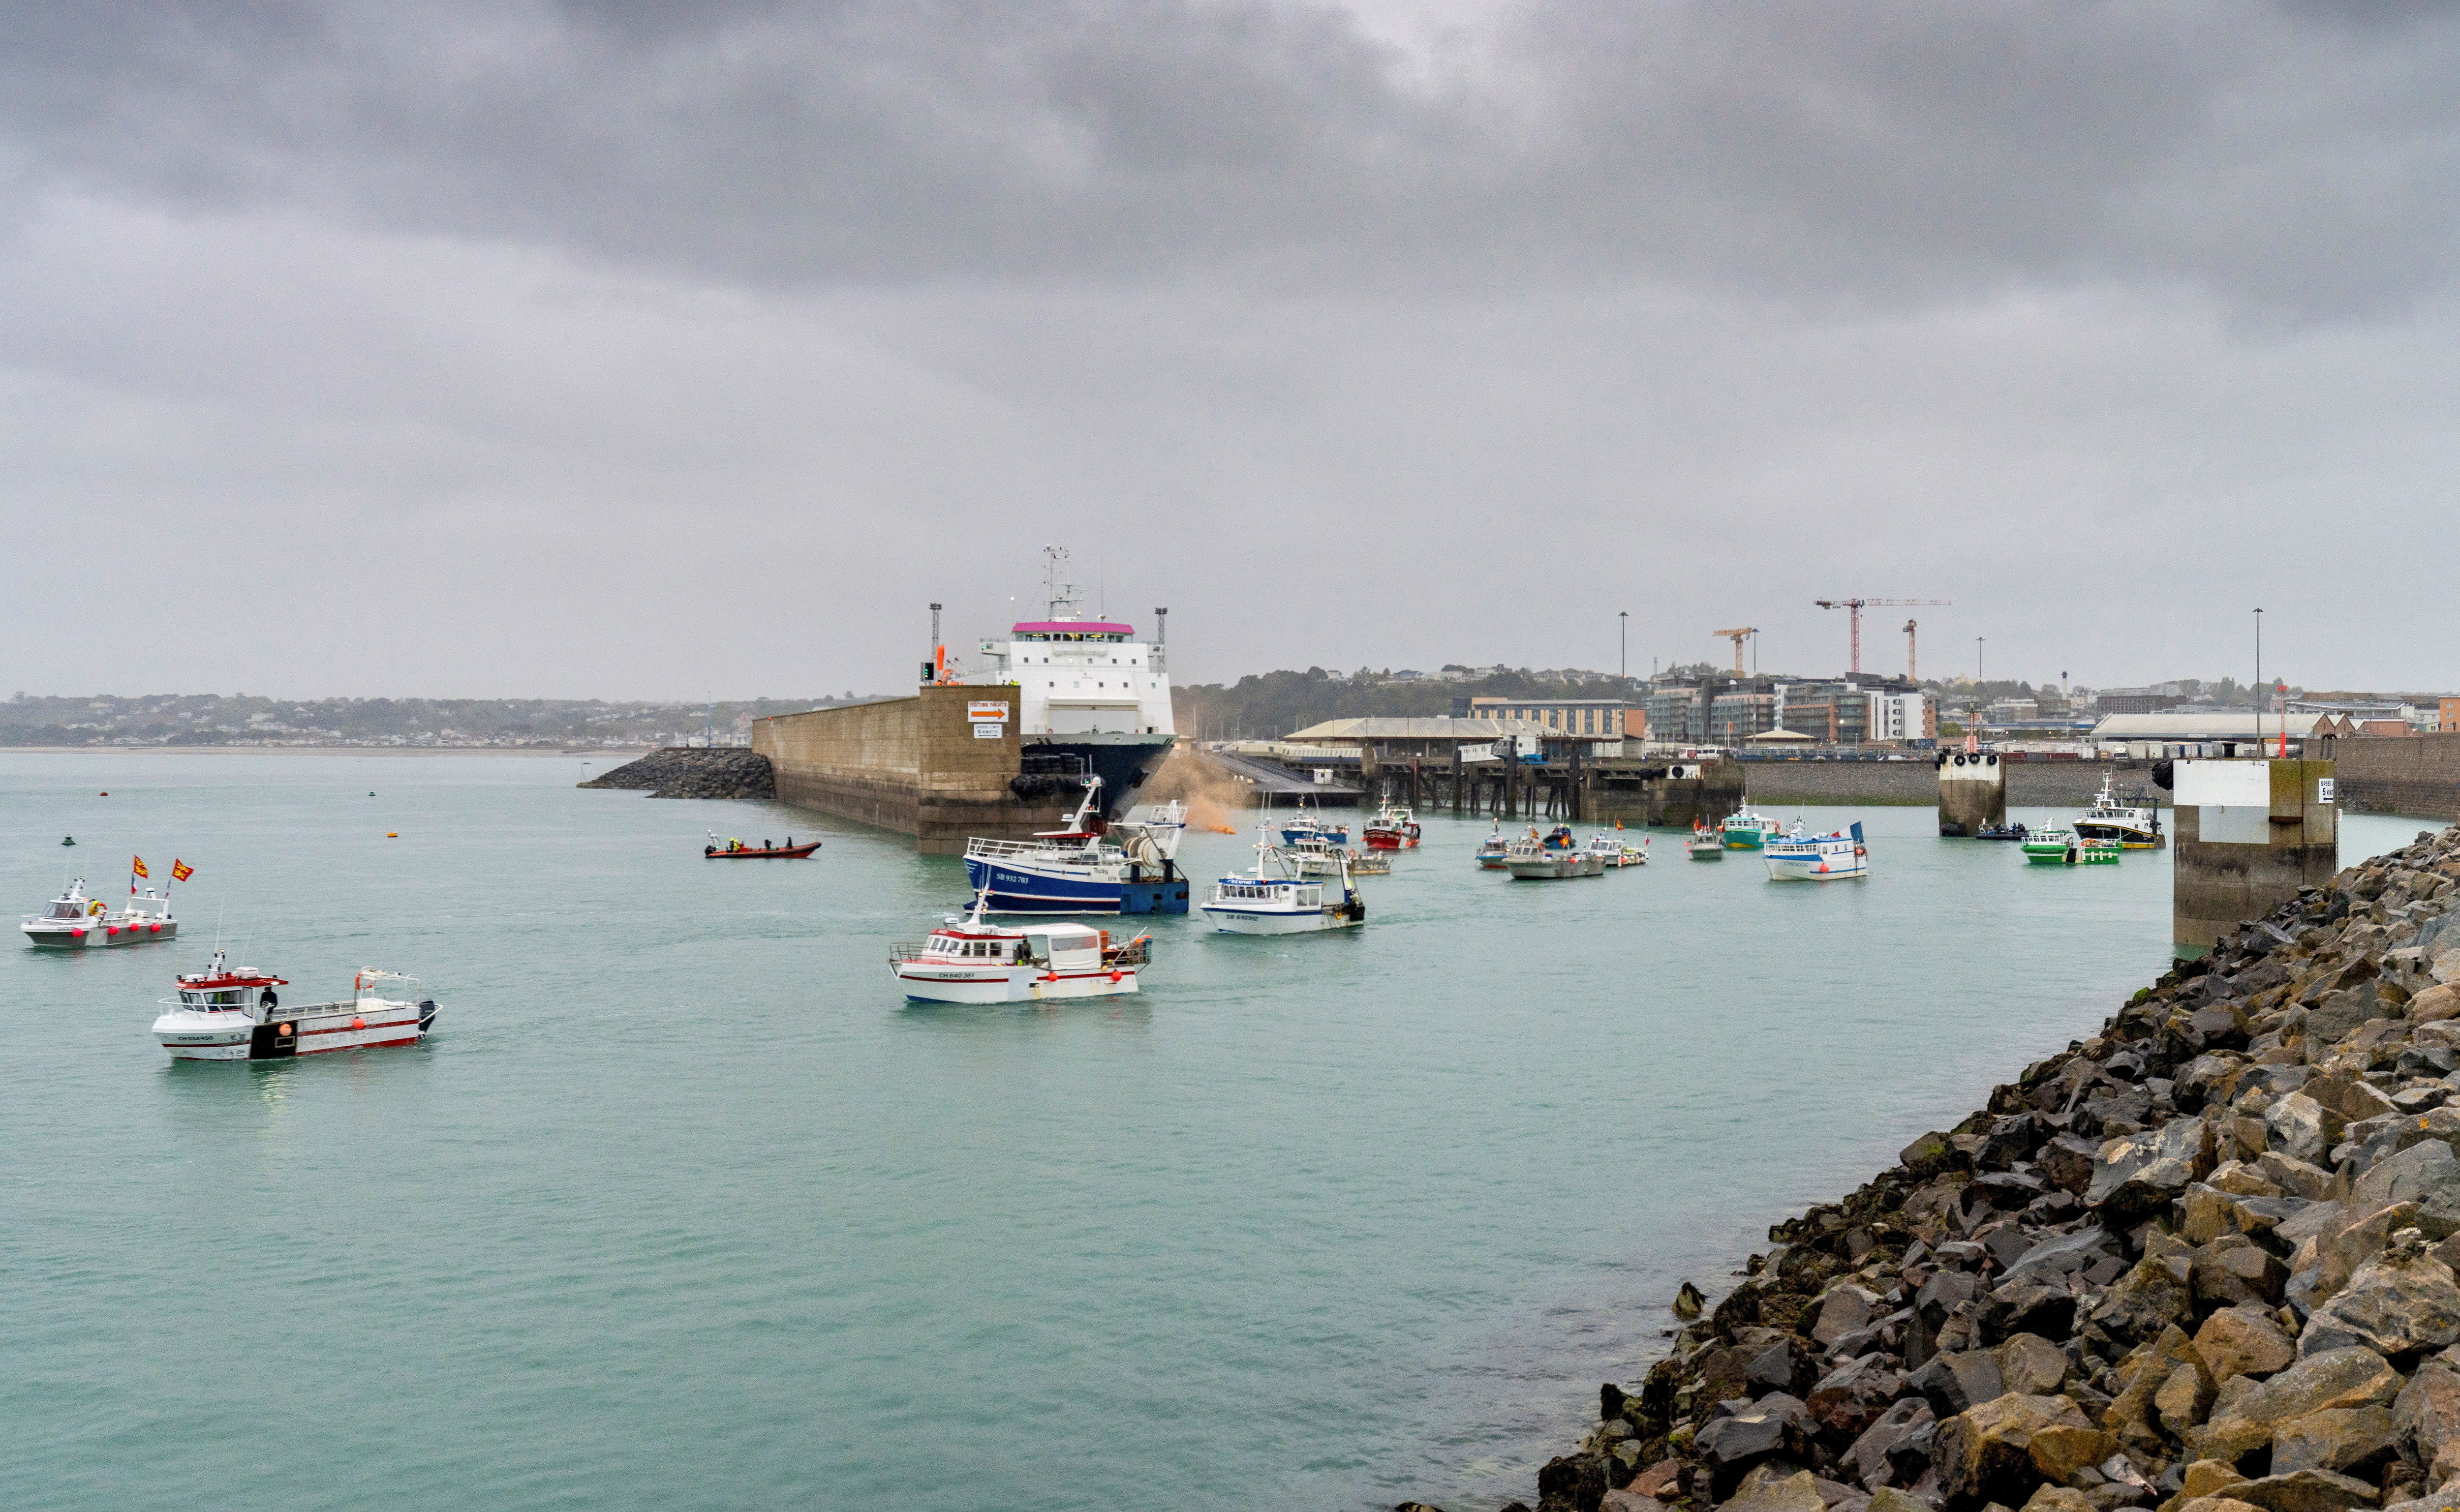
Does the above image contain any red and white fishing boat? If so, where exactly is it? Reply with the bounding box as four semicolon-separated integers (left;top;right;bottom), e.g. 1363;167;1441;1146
151;950;437;1060
889;891;1150;1003
1362;803;1422;850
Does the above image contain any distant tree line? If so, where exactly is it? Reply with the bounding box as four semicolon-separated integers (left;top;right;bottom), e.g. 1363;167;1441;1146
0;692;884;748
1169;666;1637;743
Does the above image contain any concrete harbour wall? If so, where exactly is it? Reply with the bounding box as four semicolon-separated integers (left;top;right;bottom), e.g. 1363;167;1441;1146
1737;760;2151;809
754;686;1080;854
2335;733;2460;819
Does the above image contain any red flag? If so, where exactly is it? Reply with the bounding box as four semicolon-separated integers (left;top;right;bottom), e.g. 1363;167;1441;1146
171;860;194;882
130;855;149;879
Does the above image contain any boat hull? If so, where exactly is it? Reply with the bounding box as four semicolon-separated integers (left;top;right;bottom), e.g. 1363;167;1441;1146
23;919;178;948
154;997;432;1060
891;963;1140;1003
1199;905;1362;935
961;857;1189;915
1687;844;1724;860
1362;828;1418;850
1763;843;1867;881
1506;855;1605;879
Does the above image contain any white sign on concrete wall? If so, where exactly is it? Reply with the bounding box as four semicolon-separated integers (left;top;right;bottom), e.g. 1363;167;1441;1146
967;700;1010;724
971;723;1003;739
2176;760;2272;807
2318;778;2337;803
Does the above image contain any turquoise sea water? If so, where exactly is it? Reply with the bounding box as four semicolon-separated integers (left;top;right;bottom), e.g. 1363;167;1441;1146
0;755;2426;1512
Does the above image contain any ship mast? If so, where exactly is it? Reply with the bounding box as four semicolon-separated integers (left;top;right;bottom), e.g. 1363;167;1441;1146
1041;545;1082;621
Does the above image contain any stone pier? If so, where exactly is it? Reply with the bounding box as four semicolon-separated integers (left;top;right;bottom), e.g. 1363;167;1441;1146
1934;750;2007;836
2172;757;2337;953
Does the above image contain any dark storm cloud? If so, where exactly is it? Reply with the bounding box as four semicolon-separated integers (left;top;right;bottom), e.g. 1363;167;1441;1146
5;0;2458;315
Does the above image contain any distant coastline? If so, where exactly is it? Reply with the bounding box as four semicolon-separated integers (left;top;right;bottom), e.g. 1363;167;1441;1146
0;745;651;758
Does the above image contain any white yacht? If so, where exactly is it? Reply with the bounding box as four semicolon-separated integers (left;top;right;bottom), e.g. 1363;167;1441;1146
22;877;178;947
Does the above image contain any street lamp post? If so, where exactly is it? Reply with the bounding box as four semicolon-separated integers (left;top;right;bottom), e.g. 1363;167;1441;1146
1619;611;1628;683
2254;607;2263;754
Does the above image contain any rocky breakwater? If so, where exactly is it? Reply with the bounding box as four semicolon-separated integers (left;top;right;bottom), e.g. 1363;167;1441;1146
578;747;775;800
1440;825;2460;1512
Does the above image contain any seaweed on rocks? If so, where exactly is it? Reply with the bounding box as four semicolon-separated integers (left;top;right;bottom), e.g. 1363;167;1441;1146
1414;823;2460;1512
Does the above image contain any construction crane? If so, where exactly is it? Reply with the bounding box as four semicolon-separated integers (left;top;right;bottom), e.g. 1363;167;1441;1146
1712;627;1758;675
1813;598;1950;675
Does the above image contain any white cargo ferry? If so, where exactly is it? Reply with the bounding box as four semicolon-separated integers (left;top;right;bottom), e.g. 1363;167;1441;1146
151;950;436;1060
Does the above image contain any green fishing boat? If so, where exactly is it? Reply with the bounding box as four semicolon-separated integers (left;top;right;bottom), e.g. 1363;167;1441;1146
1721;806;1783;850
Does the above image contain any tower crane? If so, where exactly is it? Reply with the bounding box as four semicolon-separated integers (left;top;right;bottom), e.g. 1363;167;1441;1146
1813;598;1950;675
1712;627;1758;675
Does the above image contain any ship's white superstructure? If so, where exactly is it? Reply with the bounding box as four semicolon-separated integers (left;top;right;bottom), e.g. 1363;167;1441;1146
971;547;1174;737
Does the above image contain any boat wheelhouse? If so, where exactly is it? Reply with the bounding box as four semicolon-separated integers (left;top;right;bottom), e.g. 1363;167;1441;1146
1763;821;1869;881
1687;822;1725;860
889;891;1149;1003
1278;804;1351;848
151;950;435;1060
21;877;178;948
1505;833;1605;879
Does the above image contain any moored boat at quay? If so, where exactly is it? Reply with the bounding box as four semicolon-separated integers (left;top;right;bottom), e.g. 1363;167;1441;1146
1475;819;1511;869
151;951;435;1060
1762;820;1869;881
1721;804;1783;850
22;877;178;948
1362;804;1421;850
2072;770;2165;848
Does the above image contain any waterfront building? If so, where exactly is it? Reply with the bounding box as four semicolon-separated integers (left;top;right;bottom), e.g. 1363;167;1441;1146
1462;697;1640;739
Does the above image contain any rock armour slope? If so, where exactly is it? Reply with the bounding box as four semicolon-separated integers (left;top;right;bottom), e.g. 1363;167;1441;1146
577;747;775;800
1452;825;2460;1512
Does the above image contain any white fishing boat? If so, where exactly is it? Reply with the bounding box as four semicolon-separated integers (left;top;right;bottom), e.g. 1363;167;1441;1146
21;877;179;948
1199;823;1367;935
1763;820;1870;882
1686;822;1725;860
151;950;435;1060
2072;771;2164;848
1588;831;1648;868
889;890;1149;1003
1506;827;1604;879
1286;833;1351;878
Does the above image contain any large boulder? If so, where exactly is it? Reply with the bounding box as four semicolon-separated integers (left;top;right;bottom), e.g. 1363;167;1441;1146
1910;1351;2007;1420
2396;1354;2460;1490
1995;1334;2069;1397
2302;1246;2460;1360
2269;1405;2402;1477
1714;1467;1828;1512
1538;1450;1611;1512
2000;1227;2116;1286
2354;1144;2460;1238
1807;1354;1904;1439
2091;1118;2218;1216
2192;1347;2401;1465
1814;1288;1884;1349
1696;1395;1813;1494
1847;1400;1933;1488
1933;1393;2103;1511
2225;1467;2382;1512
2082;1255;2195;1352
2269;1095;2338;1168
2197;1306;2300;1381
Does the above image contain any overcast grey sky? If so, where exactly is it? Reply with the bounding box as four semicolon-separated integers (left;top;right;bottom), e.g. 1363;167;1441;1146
3;0;2455;698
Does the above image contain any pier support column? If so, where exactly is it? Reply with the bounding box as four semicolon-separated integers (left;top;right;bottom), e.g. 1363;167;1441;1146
2173;758;2337;955
1936;751;2007;837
